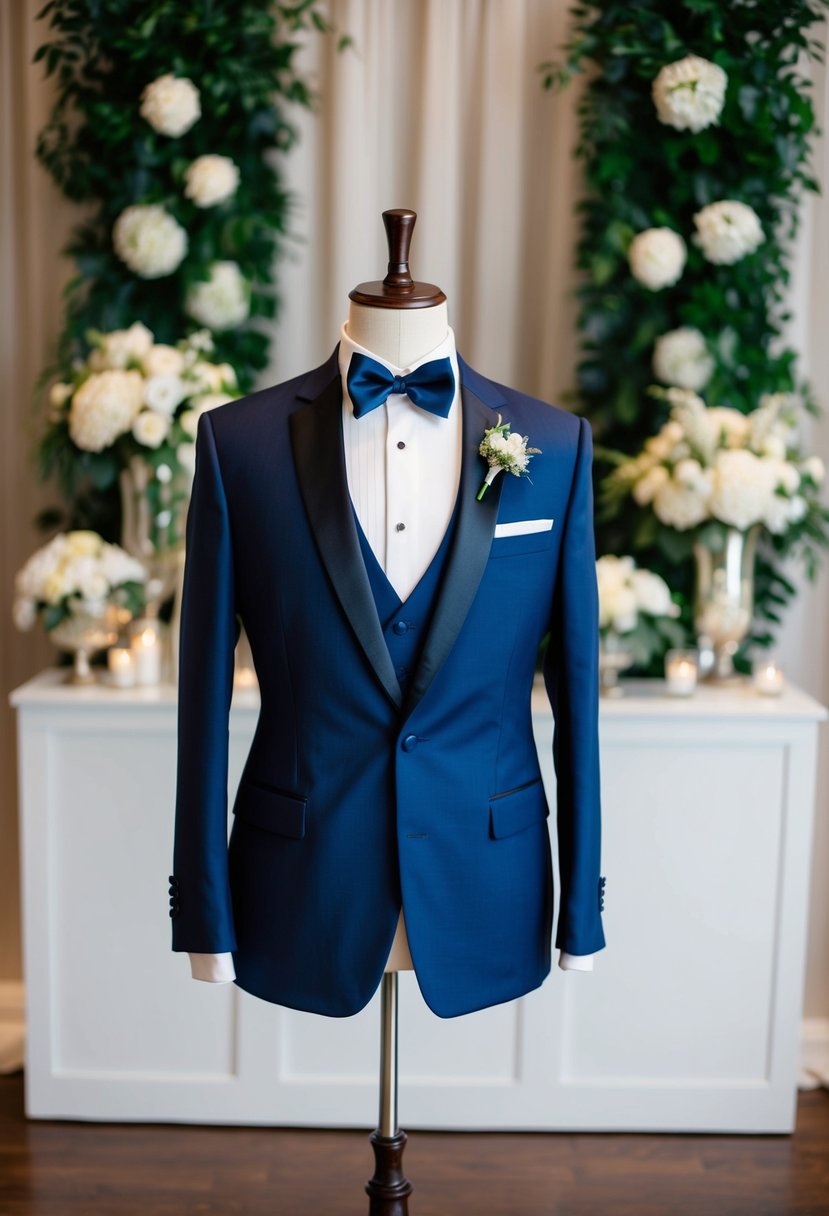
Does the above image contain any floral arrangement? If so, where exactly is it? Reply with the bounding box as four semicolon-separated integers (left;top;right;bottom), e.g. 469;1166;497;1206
605;388;825;537
13;531;145;634
33;1;342;536
542;3;829;659
477;416;541;499
40;323;239;549
597;555;683;666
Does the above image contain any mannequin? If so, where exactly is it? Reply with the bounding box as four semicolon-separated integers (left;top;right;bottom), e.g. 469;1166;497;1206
187;228;592;986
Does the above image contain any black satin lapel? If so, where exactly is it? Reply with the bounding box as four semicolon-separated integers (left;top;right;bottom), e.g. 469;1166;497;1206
290;376;403;710
404;386;504;718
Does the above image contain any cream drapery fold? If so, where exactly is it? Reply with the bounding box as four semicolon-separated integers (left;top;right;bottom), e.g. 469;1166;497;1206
1;1;827;1014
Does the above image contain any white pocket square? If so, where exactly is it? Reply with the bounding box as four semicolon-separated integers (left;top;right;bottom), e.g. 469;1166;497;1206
493;518;554;538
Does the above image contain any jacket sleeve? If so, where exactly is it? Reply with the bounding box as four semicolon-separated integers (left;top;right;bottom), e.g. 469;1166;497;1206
170;409;241;954
542;414;606;957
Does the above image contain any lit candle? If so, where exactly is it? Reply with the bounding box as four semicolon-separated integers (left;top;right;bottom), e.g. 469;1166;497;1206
107;645;135;689
131;622;162;686
753;659;785;697
665;649;698;696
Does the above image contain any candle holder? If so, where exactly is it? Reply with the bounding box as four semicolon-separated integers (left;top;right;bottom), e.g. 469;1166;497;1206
107;642;136;688
129;618;166;687
752;658;785;697
664;648;699;697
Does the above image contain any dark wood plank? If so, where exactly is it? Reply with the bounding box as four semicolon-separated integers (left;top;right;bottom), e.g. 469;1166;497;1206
0;1071;827;1216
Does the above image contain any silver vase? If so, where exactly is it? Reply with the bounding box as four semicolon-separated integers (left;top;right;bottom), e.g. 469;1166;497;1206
693;523;760;681
49;601;124;684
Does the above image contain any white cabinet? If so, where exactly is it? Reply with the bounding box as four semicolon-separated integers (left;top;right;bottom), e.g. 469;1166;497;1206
11;669;826;1131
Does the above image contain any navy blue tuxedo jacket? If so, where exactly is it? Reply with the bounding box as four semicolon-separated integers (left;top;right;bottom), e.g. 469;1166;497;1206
171;347;606;1018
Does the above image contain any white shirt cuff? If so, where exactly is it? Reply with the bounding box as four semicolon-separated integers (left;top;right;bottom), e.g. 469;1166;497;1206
558;951;594;972
189;952;236;983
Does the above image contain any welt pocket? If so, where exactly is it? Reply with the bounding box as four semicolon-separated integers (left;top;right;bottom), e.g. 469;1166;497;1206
489;777;548;839
489;530;555;558
232;777;307;839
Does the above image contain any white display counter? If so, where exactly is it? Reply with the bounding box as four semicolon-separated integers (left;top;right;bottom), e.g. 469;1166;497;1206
10;669;826;1132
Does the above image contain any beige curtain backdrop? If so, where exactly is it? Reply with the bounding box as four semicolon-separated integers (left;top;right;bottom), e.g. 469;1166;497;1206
2;0;827;1016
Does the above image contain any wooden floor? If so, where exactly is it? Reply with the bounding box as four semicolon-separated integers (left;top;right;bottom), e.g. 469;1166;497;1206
1;1071;828;1216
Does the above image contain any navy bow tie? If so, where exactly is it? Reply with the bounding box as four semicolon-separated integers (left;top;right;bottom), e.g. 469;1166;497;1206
347;352;455;420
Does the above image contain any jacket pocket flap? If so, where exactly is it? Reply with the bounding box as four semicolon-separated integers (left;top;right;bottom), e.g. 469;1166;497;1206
233;779;307;839
489;778;548;839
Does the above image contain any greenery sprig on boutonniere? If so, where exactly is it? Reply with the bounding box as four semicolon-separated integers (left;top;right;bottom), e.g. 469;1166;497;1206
477;415;541;500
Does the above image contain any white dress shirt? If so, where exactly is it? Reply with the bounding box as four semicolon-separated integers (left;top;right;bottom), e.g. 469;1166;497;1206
188;327;593;983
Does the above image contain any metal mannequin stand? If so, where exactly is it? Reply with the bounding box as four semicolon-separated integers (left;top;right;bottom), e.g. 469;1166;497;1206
365;973;413;1214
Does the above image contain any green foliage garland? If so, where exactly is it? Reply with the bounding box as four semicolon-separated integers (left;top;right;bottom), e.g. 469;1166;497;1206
542;1;829;663
33;0;339;534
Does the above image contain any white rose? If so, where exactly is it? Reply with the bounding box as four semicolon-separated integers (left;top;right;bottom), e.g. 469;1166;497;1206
184;154;240;208
132;409;171;448
13;597;37;631
608;585;638;635
633;463;670;505
652;55;728;133
706;406;750;449
144;375;187;415
67;531;103;557
113;204;188;279
177;442;197;477
761;434;786;460
88;322;154;370
143;344;186;378
709;449;776;529
787;495;807;522
628;227;687;291
190;360;237;392
69;369;145;452
140;73;201;137
693;200;764;265
674;457;705;488
653;327;714;392
630;569;680;618
49;382;73;410
487;433;509;454
99;543;146;587
185;260;250;330
653;478;710;529
803;455;825;484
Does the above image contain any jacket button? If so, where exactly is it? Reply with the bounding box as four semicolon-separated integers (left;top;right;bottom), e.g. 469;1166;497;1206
392;620;409;636
402;734;418;753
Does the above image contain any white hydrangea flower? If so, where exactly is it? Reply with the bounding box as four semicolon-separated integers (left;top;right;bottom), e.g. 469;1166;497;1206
140;73;201;137
184;154;240;208
143;344;186;378
653;327;714;391
709;449;777;529
652;55;728;133
144;375;187;416
132;409;171;449
88;322;154;370
693;200;764;265
653;478;711;530
630;568;680;618
185;261;250;330
13;532;145;626
628;228;687;291
69;370;145;452
113;204;188;279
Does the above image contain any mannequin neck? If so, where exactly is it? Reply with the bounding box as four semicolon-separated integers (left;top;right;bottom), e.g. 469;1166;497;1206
345;301;449;368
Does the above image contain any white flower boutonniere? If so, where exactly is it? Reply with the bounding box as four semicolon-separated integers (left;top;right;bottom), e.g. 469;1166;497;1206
477;415;541;501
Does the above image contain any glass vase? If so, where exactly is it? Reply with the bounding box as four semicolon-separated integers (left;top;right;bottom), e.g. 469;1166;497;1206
693;523;760;681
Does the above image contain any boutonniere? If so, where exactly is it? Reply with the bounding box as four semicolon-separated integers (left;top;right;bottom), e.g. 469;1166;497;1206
477;415;541;501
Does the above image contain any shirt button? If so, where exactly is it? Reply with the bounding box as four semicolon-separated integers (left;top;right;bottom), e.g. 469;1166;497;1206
402;734;418;753
397;441;406;450
395;522;406;532
392;620;409;636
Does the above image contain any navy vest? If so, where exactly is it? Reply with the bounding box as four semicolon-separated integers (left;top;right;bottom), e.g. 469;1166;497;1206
353;501;459;698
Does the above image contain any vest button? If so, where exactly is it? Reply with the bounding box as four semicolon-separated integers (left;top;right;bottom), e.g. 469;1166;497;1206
402;734;418;753
392;620;409;636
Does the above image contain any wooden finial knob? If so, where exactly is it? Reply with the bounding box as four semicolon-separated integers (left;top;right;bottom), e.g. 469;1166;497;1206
349;208;446;310
382;209;416;290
